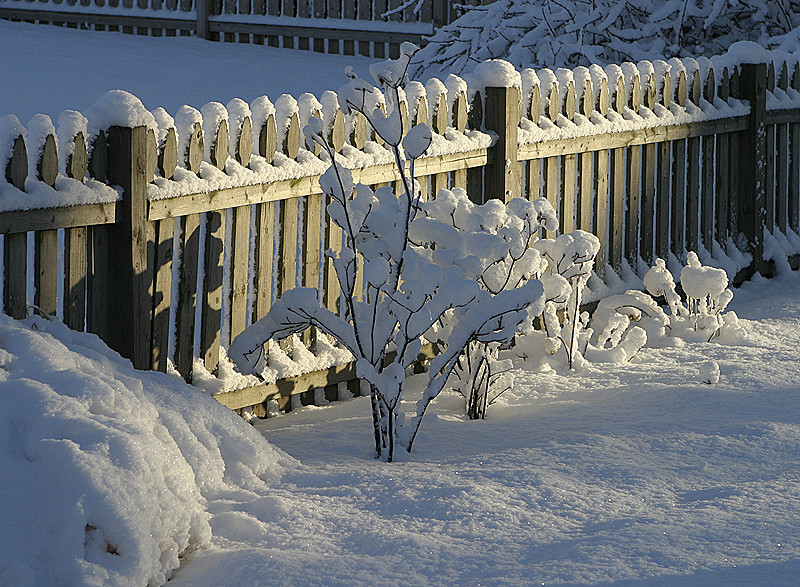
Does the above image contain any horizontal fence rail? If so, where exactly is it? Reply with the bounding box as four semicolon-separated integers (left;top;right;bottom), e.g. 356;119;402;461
1;53;799;416
0;0;497;56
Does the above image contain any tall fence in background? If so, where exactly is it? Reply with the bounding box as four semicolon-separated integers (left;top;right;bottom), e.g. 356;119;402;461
0;0;495;56
1;55;799;416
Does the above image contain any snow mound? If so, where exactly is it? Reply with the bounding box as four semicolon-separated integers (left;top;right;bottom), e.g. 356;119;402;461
0;314;291;586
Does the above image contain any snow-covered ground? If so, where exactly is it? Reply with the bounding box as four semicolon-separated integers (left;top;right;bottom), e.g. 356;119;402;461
0;19;376;122
1;264;799;586
2;18;800;587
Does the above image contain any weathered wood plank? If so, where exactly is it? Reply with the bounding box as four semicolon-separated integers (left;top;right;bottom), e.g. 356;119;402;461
175;213;201;381
37;134;58;187
200;210;225;374
775;67;790;235
484;86;521;203
228;205;251;344
158;127;178;179
151;218;174;372
302;193;322;295
5;134;27;190
34;229;58;317
0;203;116;234
790;64;800;233
66;131;88;181
4;232;27;319
518;116;749;160
257;113;277;164
104;125;152;370
655;137;671;261
278;198;299;295
686;132;701;254
670;138;687;261
213;343;437;410
715;128;731;246
737;63;768;272
625;142;641;267
63;227;87;331
561;152;576;233
323;196;342;314
253;202;275;322
147;149;488;220
88;130;108;182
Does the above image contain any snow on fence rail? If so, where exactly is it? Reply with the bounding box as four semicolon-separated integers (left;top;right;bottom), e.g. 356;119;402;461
1;53;798;415
0;0;492;57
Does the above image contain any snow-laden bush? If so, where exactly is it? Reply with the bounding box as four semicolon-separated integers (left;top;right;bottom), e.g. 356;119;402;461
514;230;605;371
643;252;746;343
410;187;557;419
413;0;800;77
229;44;544;461
585;290;666;363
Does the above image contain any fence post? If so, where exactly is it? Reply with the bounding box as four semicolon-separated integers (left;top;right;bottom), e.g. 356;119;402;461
737;63;768;276
196;0;210;39
484;86;521;203
103;125;155;370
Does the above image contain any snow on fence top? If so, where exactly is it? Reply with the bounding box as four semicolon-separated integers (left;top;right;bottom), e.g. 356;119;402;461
2;45;800;215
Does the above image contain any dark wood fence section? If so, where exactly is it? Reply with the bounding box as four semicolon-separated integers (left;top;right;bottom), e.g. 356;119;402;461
1;57;798;415
0;0;496;56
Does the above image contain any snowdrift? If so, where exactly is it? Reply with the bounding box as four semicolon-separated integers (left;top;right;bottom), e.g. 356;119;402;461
0;314;291;586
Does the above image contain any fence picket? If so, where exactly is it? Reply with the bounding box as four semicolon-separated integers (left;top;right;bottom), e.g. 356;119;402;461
61;227;87;331
229;205;251;343
544;80;559;237
790;63;800;233
4;233;27;319
776;63;789;234
201;210;225;374
279;198;299;294
413;94;429;199
577;76;593;232
625;73;642;267
685;67;702;254
66;131;88;180
432;90;448;195
5;134;27;190
233;116;253;167
609;74;625;269
257;113;277;163
701;68;716;250
594;76;610;273
89;131;108;182
655;71;672;260
560;81;576;231
37;134;58;186
151;218;174;371
452;90;468;189
175;213;201;381
640;72;657;264
715;67;732;246
34;230;59;317
765;63;776;234
253;202;275;322
671;70;688;262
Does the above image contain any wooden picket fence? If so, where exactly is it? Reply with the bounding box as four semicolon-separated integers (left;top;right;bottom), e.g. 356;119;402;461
0;0;494;56
1;55;798;415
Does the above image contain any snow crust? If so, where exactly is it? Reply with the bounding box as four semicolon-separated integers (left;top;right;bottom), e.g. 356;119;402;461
84;89;158;135
56;109;88;172
0;314;290;586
